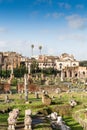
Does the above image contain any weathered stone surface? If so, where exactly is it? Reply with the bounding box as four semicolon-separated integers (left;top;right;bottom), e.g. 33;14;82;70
25;109;32;116
24;109;32;130
47;112;58;120
24;116;32;130
55;88;61;94
42;94;51;105
8;108;19;130
47;112;71;130
69;99;77;107
35;92;39;99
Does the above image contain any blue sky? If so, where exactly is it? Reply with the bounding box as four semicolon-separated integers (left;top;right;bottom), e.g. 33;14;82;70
0;0;87;60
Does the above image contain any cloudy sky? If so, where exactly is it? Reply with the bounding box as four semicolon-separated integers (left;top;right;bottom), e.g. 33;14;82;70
0;0;87;60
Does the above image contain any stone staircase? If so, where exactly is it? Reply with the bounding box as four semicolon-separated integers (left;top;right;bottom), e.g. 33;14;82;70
0;115;52;130
16;115;52;130
15;121;24;130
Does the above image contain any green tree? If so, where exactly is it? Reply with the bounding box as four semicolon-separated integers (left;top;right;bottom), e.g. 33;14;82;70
14;65;27;78
31;44;34;56
79;61;87;67
39;45;42;55
30;60;39;74
1;70;10;78
42;67;58;75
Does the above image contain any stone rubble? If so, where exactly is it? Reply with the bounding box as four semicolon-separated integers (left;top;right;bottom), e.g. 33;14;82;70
47;112;71;130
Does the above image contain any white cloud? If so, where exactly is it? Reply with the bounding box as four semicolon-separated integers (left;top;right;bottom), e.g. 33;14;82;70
57;33;87;43
35;0;52;5
56;33;87;60
40;29;50;33
0;40;45;57
31;11;39;15
52;12;64;18
66;14;87;29
0;41;7;47
64;3;71;9
45;13;51;18
47;48;55;55
45;12;64;18
58;2;71;9
0;27;8;33
0;40;28;55
58;2;64;7
29;11;39;18
76;4;84;9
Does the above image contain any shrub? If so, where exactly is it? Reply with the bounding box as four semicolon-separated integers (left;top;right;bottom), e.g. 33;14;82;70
11;78;18;86
53;104;71;116
37;107;52;116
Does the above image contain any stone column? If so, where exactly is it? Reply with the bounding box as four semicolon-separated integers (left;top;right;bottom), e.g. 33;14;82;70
24;109;32;130
28;64;30;74
72;70;74;77
24;74;28;102
10;59;14;79
35;92;39;99
66;70;69;78
11;65;13;75
61;70;63;81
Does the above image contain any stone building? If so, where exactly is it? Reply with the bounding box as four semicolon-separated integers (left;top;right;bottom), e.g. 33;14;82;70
0;51;23;72
0;51;87;79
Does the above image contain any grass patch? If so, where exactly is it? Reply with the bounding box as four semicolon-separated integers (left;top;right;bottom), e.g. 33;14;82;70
63;116;83;130
34;123;52;130
0;91;87;129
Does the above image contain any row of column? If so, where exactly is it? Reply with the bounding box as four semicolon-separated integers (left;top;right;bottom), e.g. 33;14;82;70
60;69;78;81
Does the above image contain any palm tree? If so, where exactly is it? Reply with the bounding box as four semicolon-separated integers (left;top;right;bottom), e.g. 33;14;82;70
31;44;34;56
39;45;42;55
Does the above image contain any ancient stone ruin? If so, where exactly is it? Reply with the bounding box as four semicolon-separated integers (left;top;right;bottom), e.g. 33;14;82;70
42;93;52;105
47;112;71;130
8;109;19;130
24;109;32;130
